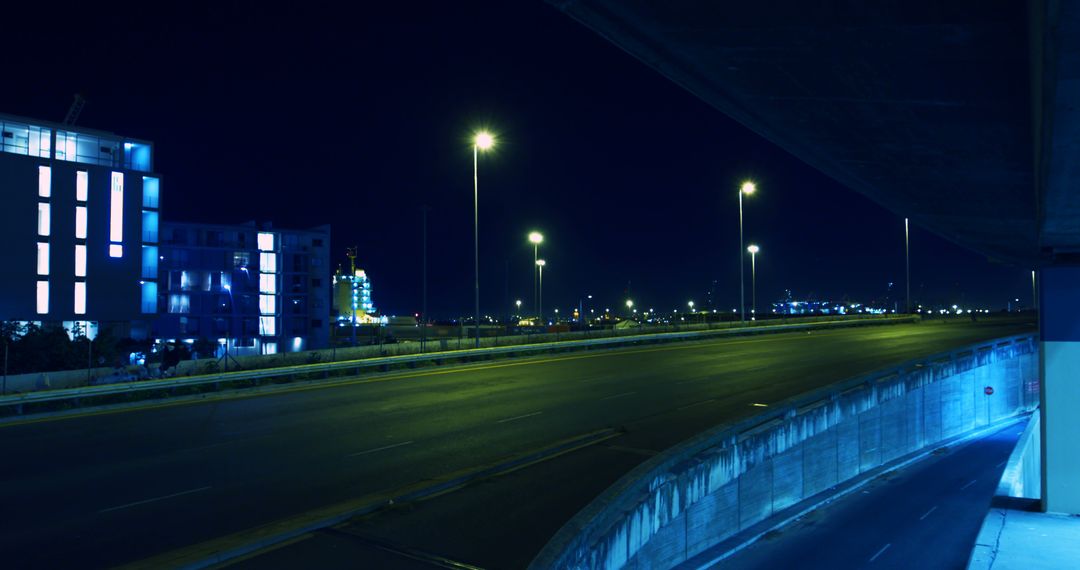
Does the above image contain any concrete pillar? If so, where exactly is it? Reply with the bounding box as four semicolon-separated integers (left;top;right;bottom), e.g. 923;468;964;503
1039;266;1080;514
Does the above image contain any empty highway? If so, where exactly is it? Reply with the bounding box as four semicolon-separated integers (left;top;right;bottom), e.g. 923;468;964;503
0;319;1033;568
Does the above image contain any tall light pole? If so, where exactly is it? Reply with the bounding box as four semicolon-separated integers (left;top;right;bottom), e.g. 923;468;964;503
515;299;522;317
1032;269;1037;311
536;259;546;323
688;300;696;324
529;231;543;316
738;181;756;322
905;217;911;313
473;131;495;348
747;244;760;320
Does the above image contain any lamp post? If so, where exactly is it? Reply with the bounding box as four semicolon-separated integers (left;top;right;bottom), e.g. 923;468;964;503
536;259;546;323
529;231;543;316
738;181;756;322
515;299;522;317
905;217;911;313
688;300;695;324
473;131;495;348
747;245;759;320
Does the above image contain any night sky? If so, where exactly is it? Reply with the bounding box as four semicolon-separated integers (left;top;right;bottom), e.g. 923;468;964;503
3;2;1033;318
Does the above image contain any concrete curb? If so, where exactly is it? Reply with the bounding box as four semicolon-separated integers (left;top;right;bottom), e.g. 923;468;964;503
117;428;621;570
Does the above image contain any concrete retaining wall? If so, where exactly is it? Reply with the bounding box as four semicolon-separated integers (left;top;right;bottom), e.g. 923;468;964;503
531;334;1039;570
997;408;1041;500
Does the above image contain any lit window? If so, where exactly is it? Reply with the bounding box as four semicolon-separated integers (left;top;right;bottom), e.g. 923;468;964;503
140;281;157;314
141;210;158;243
260;252;276;273
36;242;49;275
262;342;277;355
142;177;159;208
75;206;87;239
259;316;276;336
259;273;276;294
109;244;123;258
76;171;88;202
110;172;124;243
38;165;51;197
37;203;50;236
142;245;158;279
36;281;48;314
168;294;190;314
257;232;274;252
259;294;276;315
74;282;86;315
75;244;87;277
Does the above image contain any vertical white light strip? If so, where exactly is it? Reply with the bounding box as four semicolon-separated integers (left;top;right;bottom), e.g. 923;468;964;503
75;206;87;239
36;242;49;275
74;282;87;315
38;165;51;197
109;171;124;256
37;203;50;236
75;244;87;277
76;171;88;201
36;281;49;314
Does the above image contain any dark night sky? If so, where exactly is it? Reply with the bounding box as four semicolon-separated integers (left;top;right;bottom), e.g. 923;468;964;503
3;2;1033;317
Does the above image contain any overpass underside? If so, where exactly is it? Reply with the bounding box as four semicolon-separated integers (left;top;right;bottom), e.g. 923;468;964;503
550;0;1080;514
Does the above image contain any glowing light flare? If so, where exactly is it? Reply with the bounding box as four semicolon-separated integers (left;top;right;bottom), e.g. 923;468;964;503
747;244;760;254
474;131;495;150
528;231;544;245
740;181;756;195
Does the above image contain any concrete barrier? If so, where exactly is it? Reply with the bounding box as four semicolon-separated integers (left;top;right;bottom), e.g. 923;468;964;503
530;334;1039;570
996;408;1041;500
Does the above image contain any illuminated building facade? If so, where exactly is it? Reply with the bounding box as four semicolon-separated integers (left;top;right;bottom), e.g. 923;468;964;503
0;112;159;339
154;221;331;354
333;265;386;326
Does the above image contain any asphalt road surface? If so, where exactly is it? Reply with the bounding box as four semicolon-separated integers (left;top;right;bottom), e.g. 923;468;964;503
693;420;1027;570
0;319;1032;568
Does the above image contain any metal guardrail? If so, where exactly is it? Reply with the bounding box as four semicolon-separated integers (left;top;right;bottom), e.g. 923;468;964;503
0;316;917;415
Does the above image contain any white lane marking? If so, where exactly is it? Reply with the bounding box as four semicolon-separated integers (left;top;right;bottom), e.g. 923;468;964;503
960;479;978;490
868;543;891;563
995;460;1008;468
750;403;768;407
919;505;938;520
347;441;414;457
600;391;637;401
496;411;543;424
99;486;212;514
678;399;716;411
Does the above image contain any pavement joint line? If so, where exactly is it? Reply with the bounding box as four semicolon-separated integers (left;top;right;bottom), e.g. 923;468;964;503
321;527;486;570
869;543;891;563
600;391;637;401
496;411;543;424
690;415;1029;570
99;486;212;514
116;427;621;570
677;399;715;410
346;441;414;457
961;479;978;490
919;505;938;521
1;318;936;428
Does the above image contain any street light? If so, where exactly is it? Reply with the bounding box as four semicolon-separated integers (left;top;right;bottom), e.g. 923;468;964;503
738;181;756;322
536;259;546;322
747;244;760;320
515;299;522;316
529;231;543;316
688;300;695;324
626;299;634;315
472;130;495;348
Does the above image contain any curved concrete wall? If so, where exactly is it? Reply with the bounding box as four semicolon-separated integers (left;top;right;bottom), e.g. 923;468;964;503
531;334;1039;570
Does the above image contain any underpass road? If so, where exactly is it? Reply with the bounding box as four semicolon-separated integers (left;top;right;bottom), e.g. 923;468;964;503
697;421;1026;570
0;319;1032;568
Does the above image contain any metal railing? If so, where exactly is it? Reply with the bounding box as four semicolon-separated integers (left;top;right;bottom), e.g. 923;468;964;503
0;315;917;417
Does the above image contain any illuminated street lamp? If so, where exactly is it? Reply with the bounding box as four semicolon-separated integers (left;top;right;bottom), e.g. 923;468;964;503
529;231;544;316
515;299;522;316
747;244;760;320
688;300;696;324
625;299;634;316
738;181;756;322
536;259;546;321
472;130;495;348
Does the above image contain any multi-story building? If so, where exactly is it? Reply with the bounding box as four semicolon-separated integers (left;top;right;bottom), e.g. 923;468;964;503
154;221;331;354
0;112;160;339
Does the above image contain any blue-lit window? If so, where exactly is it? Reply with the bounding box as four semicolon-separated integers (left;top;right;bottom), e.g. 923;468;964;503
142;211;158;242
38;166;51;197
76;171;88;202
140;281;157;314
110;172;124;243
142;177;159;208
125;143;152;172
109;244;123;258
74;282;86;315
142;245;158;279
1;121;50;158
168;294;190;314
36;281;49;314
257;232;275;252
